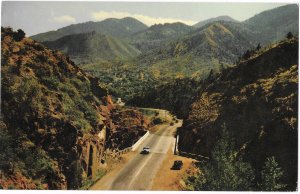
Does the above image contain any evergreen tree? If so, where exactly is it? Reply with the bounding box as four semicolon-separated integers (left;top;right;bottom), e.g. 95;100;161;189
185;125;255;191
260;156;286;191
256;43;261;51
242;50;251;60
286;32;293;39
13;29;25;41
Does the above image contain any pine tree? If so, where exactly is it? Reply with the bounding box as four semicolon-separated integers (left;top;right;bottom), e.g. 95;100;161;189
260;156;286;191
256;43;261;51
13;29;25;41
185;125;255;191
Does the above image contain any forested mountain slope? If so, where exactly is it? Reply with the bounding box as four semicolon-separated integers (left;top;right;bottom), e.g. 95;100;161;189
179;37;298;190
243;4;299;44
128;22;193;52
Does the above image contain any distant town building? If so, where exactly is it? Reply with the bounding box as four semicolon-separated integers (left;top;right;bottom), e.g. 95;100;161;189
116;98;125;106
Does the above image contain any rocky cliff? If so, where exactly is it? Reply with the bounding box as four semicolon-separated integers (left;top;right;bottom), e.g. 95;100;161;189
0;27;148;189
178;37;298;190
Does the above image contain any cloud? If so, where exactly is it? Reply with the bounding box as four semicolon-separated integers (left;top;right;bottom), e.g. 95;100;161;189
51;15;76;23
91;11;197;26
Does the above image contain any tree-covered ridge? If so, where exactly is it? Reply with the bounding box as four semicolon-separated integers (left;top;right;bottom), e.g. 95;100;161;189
179;37;298;190
43;31;141;64
193;15;238;29
31;17;148;42
128;22;194;52
136;21;253;77
243;4;299;44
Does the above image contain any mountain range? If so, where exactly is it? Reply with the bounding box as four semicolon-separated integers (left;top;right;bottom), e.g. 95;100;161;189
30;4;298;101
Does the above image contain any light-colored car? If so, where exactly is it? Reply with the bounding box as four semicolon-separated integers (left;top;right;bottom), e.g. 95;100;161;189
140;147;150;154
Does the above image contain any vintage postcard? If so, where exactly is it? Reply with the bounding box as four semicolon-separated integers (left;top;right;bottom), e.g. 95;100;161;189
1;1;298;191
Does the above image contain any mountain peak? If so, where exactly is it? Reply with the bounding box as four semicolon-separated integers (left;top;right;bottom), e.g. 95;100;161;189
121;16;143;22
193;15;237;29
148;22;191;30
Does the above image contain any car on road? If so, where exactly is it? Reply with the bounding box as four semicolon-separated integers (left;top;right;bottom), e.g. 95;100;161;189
140;147;150;154
171;160;183;170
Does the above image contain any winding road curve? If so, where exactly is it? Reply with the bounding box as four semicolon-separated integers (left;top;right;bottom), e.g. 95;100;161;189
90;113;182;190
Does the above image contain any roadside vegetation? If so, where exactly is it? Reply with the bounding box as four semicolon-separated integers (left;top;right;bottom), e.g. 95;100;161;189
184;127;286;191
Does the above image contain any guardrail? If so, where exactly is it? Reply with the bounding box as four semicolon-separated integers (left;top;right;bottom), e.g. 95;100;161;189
105;130;150;159
115;147;132;156
178;151;210;161
132;131;150;151
105;148;131;159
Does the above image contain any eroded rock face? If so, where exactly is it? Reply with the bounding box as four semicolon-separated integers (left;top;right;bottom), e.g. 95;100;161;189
179;38;298;189
108;108;149;150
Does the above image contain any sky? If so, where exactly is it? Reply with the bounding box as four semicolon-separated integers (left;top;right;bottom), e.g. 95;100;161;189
1;1;290;36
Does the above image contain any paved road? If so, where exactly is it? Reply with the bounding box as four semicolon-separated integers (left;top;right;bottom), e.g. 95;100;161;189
98;121;181;190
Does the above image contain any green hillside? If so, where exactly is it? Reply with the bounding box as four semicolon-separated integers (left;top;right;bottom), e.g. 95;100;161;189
43;31;141;64
31;17;148;42
242;4;299;44
128;22;193;52
136;21;254;78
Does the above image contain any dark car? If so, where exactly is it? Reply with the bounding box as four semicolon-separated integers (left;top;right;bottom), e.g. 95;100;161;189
171;160;183;170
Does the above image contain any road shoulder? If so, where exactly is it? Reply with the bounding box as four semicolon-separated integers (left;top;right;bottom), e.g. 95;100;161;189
151;147;197;190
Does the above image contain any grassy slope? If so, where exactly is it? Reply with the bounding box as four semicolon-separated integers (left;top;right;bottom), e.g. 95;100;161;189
43;32;141;64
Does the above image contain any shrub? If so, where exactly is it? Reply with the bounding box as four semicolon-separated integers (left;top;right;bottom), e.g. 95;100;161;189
7;185;15;190
41;76;60;90
152;117;163;125
68;160;83;189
